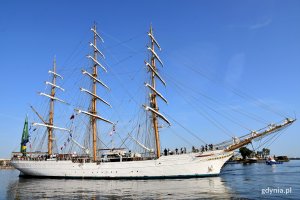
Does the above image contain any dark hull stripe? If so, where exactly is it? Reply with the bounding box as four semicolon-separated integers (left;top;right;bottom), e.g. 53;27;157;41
19;173;220;180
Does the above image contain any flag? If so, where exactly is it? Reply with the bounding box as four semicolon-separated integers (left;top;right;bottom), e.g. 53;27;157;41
109;125;116;136
109;130;113;136
20;116;29;155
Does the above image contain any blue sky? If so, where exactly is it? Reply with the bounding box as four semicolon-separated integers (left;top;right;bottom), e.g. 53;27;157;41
0;0;300;158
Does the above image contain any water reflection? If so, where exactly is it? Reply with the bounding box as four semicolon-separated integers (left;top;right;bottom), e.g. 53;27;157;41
4;161;300;199
7;175;235;199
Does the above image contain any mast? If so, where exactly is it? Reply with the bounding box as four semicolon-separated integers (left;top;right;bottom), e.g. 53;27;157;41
31;57;69;155
144;25;170;158
77;23;113;162
150;26;160;158
91;23;98;162
48;58;56;155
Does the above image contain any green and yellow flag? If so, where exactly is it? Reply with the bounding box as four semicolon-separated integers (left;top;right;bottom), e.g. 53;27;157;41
20;116;29;154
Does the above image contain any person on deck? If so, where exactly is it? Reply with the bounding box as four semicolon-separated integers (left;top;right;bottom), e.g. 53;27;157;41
164;148;168;156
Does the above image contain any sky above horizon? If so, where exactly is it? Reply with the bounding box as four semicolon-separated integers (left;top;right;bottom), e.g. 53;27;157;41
0;0;300;158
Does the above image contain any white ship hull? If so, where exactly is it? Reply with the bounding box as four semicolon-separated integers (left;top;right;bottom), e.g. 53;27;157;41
11;150;233;179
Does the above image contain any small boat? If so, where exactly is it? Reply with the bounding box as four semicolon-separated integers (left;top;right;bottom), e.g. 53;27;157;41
245;157;258;163
266;157;283;165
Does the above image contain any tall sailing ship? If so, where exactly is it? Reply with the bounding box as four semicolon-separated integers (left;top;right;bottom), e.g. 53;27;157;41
11;24;295;178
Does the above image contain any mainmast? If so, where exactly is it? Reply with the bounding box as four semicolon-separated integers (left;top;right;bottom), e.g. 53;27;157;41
32;57;69;155
48;58;56;155
91;23;98;163
144;25;170;158
76;24;113;162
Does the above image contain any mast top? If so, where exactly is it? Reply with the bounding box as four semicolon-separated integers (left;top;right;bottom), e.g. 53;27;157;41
53;56;56;69
91;24;104;43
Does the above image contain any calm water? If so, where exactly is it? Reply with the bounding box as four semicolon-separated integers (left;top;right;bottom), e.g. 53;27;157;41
1;161;299;199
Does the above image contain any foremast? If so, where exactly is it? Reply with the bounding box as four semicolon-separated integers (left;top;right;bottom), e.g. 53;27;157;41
144;25;170;158
32;57;69;155
76;24;113;162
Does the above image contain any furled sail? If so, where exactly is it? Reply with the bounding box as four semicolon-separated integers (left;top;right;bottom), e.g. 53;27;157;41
80;87;112;107
90;42;105;59
148;32;161;50
48;70;63;79
147;47;164;67
32;123;71;132
82;69;110;90
91;27;104;43
75;109;114;124
144;105;171;126
145;61;166;86
39;92;68;104
87;55;107;72
145;83;168;104
45;81;65;91
128;133;153;152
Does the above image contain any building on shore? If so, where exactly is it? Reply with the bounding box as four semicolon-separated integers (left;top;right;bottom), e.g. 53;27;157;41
0;159;12;168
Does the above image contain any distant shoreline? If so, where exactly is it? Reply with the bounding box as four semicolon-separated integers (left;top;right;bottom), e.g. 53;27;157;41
226;158;300;165
0;159;13;169
0;167;14;170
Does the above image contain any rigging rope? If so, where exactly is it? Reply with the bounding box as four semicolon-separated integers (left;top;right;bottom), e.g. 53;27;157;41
166;75;234;138
167;74;253;131
164;70;269;125
164;112;207;145
182;63;288;118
